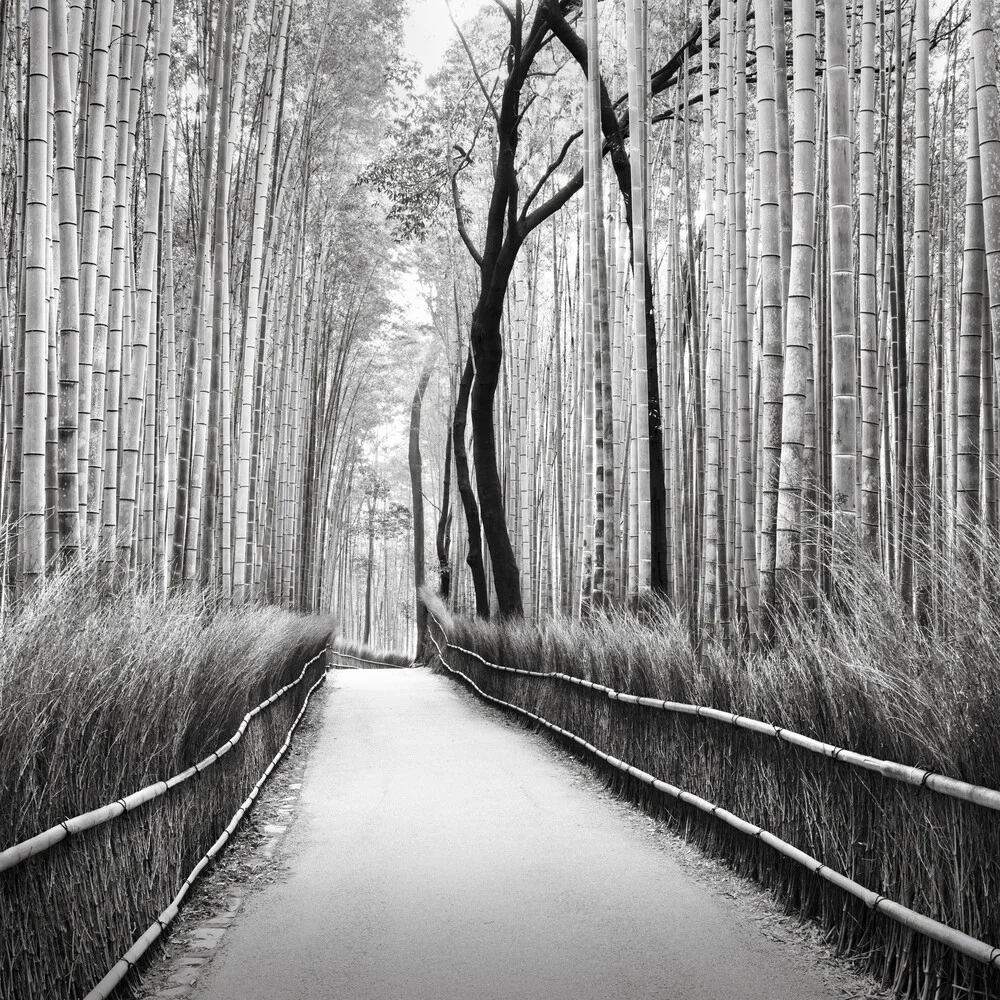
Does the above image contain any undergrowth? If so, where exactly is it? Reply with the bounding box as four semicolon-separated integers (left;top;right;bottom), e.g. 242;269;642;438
330;636;413;667
423;549;1000;1000
0;559;334;999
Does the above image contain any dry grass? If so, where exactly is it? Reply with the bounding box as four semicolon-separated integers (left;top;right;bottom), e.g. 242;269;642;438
424;548;1000;1000
0;559;334;999
330;636;413;668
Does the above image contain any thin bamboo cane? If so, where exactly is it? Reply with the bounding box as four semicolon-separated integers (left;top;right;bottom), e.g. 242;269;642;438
51;0;82;563
20;0;51;590
910;0;931;612
116;0;173;570
625;0;652;599
826;0;857;559
857;0;879;557
754;0;781;629
958;61;985;544
77;0;117;539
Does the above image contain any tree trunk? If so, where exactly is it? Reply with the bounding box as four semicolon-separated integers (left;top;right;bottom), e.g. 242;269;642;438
454;350;489;618
408;353;434;656
437;423;453;600
471;293;523;616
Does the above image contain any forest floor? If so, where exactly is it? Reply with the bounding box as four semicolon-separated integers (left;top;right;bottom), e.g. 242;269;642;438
136;669;891;1000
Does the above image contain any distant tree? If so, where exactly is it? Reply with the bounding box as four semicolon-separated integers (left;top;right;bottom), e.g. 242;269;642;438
367;1;699;616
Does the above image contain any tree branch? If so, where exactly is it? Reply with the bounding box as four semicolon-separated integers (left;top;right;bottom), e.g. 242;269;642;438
520;127;582;218
517;91;538;125
448;147;484;269
447;0;500;123
520;166;582;234
490;0;514;27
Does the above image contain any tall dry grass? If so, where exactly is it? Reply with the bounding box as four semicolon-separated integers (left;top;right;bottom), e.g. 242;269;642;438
330;636;413;668
0;559;334;999
424;545;1000;1000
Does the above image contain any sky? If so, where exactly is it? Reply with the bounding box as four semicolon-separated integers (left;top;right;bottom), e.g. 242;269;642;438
384;0;488;468
403;0;486;82
394;2;487;325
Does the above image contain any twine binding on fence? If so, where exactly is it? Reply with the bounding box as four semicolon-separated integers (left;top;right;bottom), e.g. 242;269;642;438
83;667;328;999
428;628;1000;972
437;638;1000;813
0;648;329;875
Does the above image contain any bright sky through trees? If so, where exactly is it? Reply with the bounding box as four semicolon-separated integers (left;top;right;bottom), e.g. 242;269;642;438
403;0;485;80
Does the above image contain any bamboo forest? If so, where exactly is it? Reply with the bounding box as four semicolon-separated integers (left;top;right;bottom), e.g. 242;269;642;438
2;1;1000;999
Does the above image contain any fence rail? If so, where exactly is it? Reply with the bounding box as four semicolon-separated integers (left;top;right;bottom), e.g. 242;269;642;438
329;649;412;669
430;630;1000;972
441;640;1000;813
83;667;328;999
0;648;329;875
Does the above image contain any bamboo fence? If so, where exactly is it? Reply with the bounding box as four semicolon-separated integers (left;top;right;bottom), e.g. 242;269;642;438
328;649;414;669
439;638;1000;813
83;667;328;999
0;648;330;875
427;625;1000;975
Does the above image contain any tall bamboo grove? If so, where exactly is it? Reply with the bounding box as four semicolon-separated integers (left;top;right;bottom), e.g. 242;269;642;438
0;0;406;610
389;0;1000;647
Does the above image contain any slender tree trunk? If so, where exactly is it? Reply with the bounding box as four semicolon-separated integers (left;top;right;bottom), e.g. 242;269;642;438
436;423;453;600
454;350;489;618
409;353;434;655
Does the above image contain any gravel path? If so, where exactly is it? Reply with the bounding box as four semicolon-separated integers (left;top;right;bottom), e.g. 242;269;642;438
172;668;881;1000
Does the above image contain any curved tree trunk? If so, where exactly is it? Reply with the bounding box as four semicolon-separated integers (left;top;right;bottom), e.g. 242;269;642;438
454;351;489;618
471;285;524;617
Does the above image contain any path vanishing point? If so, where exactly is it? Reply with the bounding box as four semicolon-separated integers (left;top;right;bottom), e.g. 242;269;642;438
190;669;847;1000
